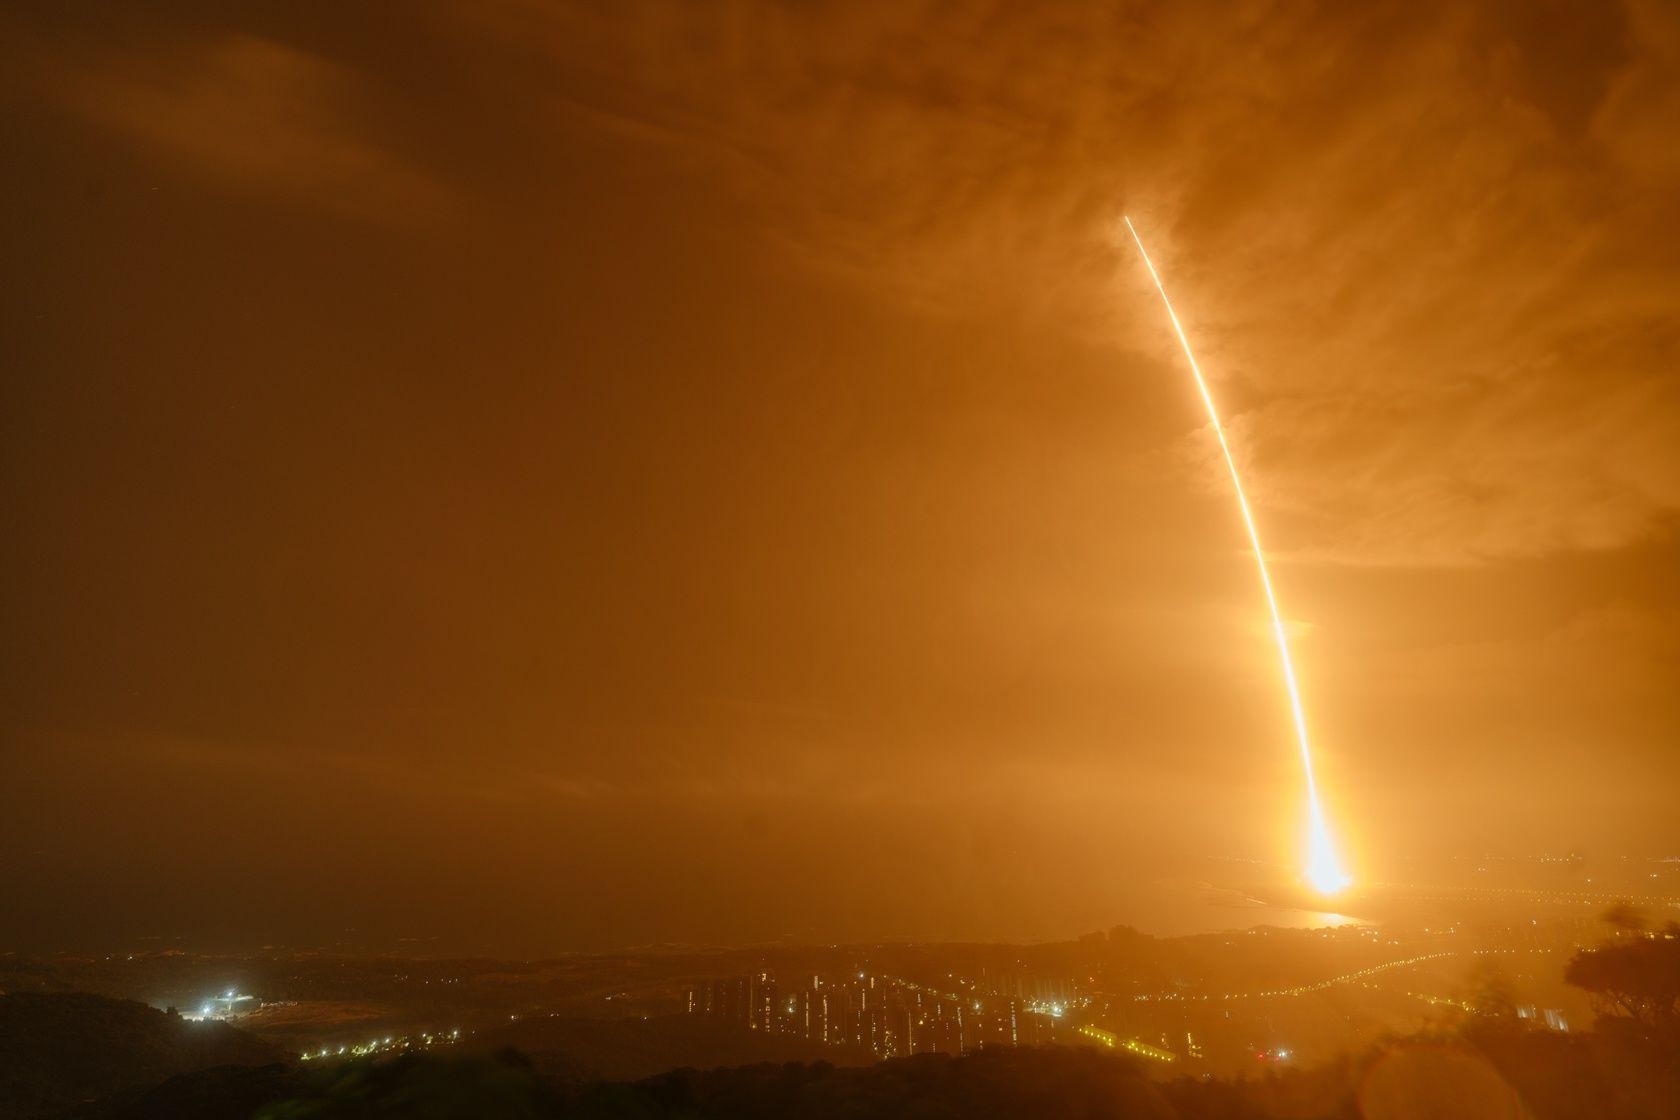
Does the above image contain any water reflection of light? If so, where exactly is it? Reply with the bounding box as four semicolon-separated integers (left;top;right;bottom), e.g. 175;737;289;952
1256;908;1366;931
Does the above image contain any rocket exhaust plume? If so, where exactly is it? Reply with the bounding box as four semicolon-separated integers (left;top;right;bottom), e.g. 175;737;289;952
1122;216;1351;895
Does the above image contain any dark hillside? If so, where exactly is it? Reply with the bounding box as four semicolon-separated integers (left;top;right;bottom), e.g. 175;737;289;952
0;991;287;1119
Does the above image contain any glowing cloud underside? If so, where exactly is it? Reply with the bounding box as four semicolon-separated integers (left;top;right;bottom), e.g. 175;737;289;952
1122;216;1351;895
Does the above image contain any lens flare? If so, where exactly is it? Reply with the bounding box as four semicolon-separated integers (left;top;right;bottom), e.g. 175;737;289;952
1122;216;1351;896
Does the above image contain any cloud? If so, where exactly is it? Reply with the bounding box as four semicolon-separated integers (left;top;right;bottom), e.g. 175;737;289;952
18;2;1665;564
18;29;452;223
451;0;1678;565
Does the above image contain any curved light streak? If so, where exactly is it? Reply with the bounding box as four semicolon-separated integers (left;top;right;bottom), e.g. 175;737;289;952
1122;216;1350;895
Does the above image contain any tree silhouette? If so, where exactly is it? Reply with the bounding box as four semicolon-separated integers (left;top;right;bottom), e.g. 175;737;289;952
1564;916;1680;1040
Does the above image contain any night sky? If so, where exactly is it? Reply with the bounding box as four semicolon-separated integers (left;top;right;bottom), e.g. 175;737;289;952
2;0;1676;953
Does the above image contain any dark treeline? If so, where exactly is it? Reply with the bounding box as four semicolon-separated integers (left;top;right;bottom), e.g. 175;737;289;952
87;1027;1678;1120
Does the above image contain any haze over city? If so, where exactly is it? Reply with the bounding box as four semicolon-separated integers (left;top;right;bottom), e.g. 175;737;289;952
1;3;1676;1118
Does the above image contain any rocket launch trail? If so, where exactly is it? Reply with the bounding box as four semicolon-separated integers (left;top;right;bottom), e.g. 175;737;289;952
1122;216;1351;895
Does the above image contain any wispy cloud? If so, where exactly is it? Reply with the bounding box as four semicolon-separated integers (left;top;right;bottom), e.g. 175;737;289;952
452;0;1679;565
17;29;452;223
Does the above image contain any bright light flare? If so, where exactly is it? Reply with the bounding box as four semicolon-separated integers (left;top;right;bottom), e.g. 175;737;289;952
1305;798;1351;895
1122;216;1351;896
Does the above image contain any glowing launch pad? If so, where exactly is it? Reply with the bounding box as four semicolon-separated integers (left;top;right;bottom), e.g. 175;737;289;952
1123;216;1351;896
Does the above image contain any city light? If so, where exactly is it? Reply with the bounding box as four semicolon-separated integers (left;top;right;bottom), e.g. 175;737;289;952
1075;1025;1177;1063
298;1028;466;1064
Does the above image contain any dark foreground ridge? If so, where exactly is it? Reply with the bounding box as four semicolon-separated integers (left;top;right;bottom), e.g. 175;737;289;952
0;992;286;1119
33;1022;1680;1120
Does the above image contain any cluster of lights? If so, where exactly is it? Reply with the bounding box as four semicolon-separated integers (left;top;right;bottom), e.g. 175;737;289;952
696;968;1072;1060
1408;990;1474;1011
1024;996;1091;1019
1074;1025;1176;1063
1376;883;1680;906
182;990;255;1021
1133;951;1457;1003
1134;945;1560;1006
299;1028;461;1063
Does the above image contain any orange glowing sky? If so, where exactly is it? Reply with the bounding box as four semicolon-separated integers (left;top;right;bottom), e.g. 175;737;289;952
0;0;1676;952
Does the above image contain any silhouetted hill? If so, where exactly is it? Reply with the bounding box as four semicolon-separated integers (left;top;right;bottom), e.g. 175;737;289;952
467;1013;873;1081
0;991;288;1119
61;1063;305;1120
20;1013;1680;1119
573;1047;1197;1119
